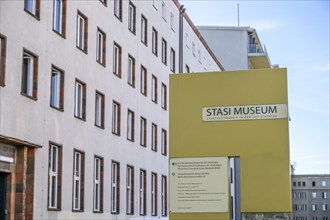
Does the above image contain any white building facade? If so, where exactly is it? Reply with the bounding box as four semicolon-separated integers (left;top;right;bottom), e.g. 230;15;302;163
197;26;273;70
0;0;222;219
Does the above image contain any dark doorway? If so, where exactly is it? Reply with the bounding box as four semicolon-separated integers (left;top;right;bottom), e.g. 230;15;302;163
0;172;7;220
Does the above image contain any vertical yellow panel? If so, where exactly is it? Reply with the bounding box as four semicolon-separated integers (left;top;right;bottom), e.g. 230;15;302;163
169;68;291;220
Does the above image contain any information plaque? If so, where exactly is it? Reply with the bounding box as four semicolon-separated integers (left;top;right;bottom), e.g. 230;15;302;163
170;157;229;213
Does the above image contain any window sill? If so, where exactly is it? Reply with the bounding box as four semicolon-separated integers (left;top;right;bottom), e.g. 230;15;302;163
74;115;86;121
95;124;105;129
53;29;66;39
21;92;37;101
50;105;64;112
76;46;88;54
96;60;106;67
24;9;40;20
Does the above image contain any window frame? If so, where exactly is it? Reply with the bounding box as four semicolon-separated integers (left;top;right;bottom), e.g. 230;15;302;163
127;55;136;87
24;0;40;19
161;175;167;216
140;65;147;96
151;123;157;152
151;172;158;216
161;129;167;156
74;79;86;120
50;65;65;111
128;1;136;34
161;1;166;21
161;83;167;110
53;0;67;37
170;48;175;72
48;142;62;211
99;0;107;6
72;150;85;212
141;15;148;46
113;42;122;78
96;28;106;66
93;156;104;213
95;91;105;129
161;38;167;65
111;161;120;214
114;0;123;21
0;34;7;87
127;109;135;142
112;101;121;136
139;169;146;215
76;11;88;53
151;75;157;103
21;48;38;100
152;27;158;56
126;165;134;215
140;117;147;147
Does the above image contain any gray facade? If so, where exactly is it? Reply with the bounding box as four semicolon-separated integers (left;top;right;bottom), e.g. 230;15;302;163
292;175;330;220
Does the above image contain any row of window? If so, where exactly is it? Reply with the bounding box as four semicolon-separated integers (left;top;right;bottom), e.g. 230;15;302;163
293;191;328;199
49;142;167;216
293;217;329;220
24;0;179;73
293;204;328;211
293;180;327;187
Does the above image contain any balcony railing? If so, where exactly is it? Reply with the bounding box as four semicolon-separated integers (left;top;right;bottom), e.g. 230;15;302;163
249;44;268;54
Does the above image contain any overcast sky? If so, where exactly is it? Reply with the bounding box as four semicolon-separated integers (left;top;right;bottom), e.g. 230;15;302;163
181;0;330;174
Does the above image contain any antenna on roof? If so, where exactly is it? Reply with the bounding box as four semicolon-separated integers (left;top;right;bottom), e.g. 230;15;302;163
237;3;240;26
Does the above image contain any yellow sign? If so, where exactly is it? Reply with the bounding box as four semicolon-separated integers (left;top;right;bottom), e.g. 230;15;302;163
203;104;288;122
170;157;229;213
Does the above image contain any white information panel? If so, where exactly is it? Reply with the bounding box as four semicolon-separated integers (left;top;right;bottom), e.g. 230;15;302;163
170;157;229;213
203;104;288;122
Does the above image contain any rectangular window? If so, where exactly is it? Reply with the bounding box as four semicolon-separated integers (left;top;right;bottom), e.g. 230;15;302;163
322;192;327;199
161;129;167;156
161;38;167;65
151;75;157;103
113;42;122;77
152;28;158;56
170;48;175;72
127;55;135;87
192;42;196;56
128;2;136;34
185;64;190;73
198;50;201;63
185;33;190;48
322;181;326;186
114;0;122;20
112;101;121;135
152;0;158;10
111;161;120;213
322;204;328;211
140;117;147;147
50;65;64;110
48;143;62;210
312;204;317;211
139;169;146;215
24;0;40;18
151;123;157;152
22;49;38;99
53;0;66;36
76;11;88;52
161;83;167;110
96;28;106;66
170;12;174;30
0;34;6;86
126;165;134;214
140;65;147;96
74;80;86;120
127;109;135;142
151;173;157;216
73;150;84;211
161;175;167;216
95;91;105;128
93;156;104;212
312;181;316;187
141;15;148;45
312;192;317;199
162;1;166;21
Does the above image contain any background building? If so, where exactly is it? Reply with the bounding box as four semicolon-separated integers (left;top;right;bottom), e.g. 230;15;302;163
197;26;273;70
292;174;330;220
0;0;222;219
